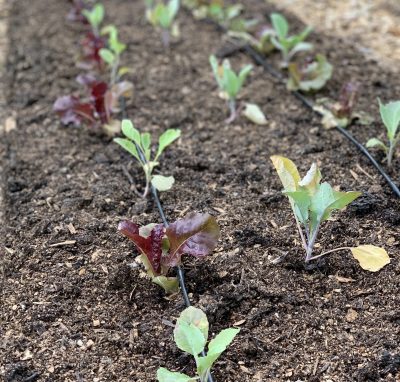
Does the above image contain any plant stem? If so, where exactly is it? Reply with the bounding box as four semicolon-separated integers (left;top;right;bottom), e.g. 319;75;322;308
388;141;395;168
305;224;320;262
161;28;170;48
110;55;120;86
294;216;308;253
307;247;352;261
226;99;237;124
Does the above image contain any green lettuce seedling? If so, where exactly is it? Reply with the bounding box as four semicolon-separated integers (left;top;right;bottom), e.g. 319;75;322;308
82;3;104;36
270;156;390;271
99;25;129;85
146;0;180;47
367;99;400;168
114;119;181;197
209;54;252;123
157;307;239;382
270;12;313;67
287;54;333;92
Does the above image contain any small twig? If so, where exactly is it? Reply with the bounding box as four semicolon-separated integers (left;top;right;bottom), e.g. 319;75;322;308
308;247;352;261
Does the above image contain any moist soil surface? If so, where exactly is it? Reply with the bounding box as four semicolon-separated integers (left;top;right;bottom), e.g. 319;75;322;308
1;1;400;381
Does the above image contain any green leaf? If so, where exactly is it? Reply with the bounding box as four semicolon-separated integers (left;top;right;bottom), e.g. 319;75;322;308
152;276;179;294
82;3;104;30
284;189;311;224
168;0;180;21
157;368;194;382
114;138;140;161
271;13;288;39
208;328;240;355
242;103;267;125
350;245;390;272
141;132;151;151
238;64;253;88
99;48;115;65
157;129;181;158
270;155;301;192
366;138;388;152
121;119;141;146
151;175;175;191
223;69;240;99
174;320;206;357
178;307;209;342
329;190;362;211
197;328;240;380
379;99;400;141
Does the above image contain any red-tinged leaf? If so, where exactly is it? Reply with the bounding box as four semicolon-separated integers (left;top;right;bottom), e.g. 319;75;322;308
53;95;95;126
165;213;220;267
76;73;97;86
336;82;359;118
80;32;106;68
90;81;109;124
118;220;164;275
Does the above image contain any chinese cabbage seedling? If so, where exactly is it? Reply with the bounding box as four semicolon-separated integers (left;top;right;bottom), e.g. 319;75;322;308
270;12;313;67
146;0;180;47
287;54;333;92
209;54;252;123
270;156;390;271
82;3;104;36
157;306;239;381
367;99;400;168
99;25;129;85
114;119;181;197
118;213;220;293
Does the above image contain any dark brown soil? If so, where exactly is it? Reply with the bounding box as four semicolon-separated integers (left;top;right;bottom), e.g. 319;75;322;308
1;0;399;381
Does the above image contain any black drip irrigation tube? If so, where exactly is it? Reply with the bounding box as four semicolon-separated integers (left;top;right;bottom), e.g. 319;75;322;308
194;12;400;199
119;98;214;382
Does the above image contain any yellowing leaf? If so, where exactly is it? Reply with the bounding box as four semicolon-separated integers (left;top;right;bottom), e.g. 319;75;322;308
270;155;300;192
242;103;267;125
350;245;390;272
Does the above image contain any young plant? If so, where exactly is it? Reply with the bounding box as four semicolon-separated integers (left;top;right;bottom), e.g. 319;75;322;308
367;99;400;168
146;0;180;47
209;54;252;123
118;213;220;293
99;25;128;85
270;155;390;271
53;74;132;136
82;3;105;36
157;306;239;382
287;54;333;92
114;119;181;197
270;12;313;67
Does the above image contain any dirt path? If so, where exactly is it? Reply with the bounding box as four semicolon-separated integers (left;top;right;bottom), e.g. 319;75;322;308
1;1;399;381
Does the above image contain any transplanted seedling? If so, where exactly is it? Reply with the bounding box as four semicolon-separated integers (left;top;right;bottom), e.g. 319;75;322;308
82;3;105;36
145;0;180;47
157;306;239;382
100;25;130;85
270;12;313;67
270;155;390;271
367;99;400;168
209;54;253;123
287;54;333;92
114;119;181;197
119;213;220;293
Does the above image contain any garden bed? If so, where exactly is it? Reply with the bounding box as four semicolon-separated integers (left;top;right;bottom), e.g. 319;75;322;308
1;0;399;381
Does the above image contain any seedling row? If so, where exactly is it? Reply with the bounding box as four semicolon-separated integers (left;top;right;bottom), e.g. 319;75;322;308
47;0;399;380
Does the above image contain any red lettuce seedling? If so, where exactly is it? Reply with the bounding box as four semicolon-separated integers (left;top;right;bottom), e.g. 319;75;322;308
287;54;333;92
53;76;132;136
118;212;220;293
314;82;370;129
270;155;390;271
